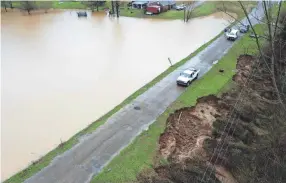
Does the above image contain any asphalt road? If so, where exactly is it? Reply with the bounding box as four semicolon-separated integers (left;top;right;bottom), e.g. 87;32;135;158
25;2;266;183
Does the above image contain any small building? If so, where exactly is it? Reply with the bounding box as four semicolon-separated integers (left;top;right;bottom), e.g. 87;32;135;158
147;0;176;13
132;0;148;9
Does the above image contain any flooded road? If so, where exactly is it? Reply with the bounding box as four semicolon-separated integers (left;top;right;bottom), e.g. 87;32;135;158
1;10;231;180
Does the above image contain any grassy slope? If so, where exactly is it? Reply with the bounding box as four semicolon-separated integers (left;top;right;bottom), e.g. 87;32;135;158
3;17;225;183
92;25;264;183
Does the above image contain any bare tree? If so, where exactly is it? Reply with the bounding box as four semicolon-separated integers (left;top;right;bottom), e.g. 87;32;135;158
218;0;285;109
39;1;52;13
1;1;8;12
8;1;13;9
239;0;286;111
82;1;105;12
115;1;119;18
111;0;115;15
20;1;37;15
184;2;195;22
218;2;246;26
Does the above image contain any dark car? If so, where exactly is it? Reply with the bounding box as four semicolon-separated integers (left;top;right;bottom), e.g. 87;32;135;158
239;25;250;33
77;12;87;17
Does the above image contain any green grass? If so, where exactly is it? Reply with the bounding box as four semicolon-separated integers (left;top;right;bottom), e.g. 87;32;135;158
3;17;225;183
92;24;264;183
10;1;109;11
10;1;21;8
10;1;256;20
51;1;112;11
52;1;86;9
154;2;217;19
121;1;257;20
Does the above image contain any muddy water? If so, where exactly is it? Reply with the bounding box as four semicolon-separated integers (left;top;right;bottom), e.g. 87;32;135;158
1;9;232;180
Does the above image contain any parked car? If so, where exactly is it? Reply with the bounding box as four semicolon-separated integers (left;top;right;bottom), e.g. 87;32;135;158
225;28;239;41
239;25;250;33
177;68;200;86
175;4;186;11
77;12;87;17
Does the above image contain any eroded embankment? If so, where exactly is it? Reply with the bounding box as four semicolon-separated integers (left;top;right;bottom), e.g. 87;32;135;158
157;55;255;183
138;50;286;183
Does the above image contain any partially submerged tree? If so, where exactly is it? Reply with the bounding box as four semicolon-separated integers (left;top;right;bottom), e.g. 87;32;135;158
82;1;105;12
20;1;37;15
1;1;14;12
111;0;115;15
184;2;195;22
8;1;13;9
109;1;119;17
115;1;119;18
39;1;52;13
1;1;8;12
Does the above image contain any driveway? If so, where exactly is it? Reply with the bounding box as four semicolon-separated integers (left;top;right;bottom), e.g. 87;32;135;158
25;2;266;183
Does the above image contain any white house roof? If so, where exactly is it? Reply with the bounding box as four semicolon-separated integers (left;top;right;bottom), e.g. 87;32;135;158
132;0;149;5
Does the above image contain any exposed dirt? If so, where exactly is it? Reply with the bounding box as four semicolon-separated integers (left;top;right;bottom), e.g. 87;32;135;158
138;46;286;183
155;55;257;183
232;54;253;85
158;55;253;162
158;95;228;162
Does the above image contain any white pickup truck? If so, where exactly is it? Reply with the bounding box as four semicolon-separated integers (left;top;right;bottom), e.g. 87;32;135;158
177;68;200;86
225;28;239;41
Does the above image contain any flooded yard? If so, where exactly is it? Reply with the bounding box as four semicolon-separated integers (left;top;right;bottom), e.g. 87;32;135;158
1;9;232;180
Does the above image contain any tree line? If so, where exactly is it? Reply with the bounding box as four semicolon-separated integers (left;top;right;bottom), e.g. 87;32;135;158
1;1;106;15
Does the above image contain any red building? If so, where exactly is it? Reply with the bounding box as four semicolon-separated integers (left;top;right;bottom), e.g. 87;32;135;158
146;1;176;14
146;5;161;14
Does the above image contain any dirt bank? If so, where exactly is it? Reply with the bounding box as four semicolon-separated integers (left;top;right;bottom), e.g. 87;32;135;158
138;46;286;183
156;55;256;183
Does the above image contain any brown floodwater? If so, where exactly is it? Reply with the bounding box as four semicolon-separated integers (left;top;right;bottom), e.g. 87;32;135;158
1;9;232;180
